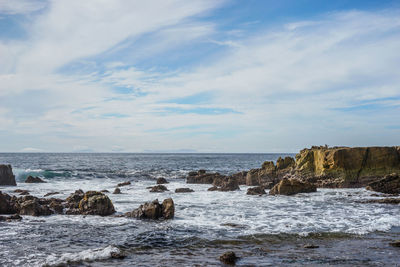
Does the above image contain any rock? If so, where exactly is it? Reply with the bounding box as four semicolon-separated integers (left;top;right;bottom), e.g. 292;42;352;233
0;191;17;214
0;165;16;186
389;240;400;247
44;192;59;197
208;186;218;191
230;171;248;185
66;189;84;209
246;186;266;195
125;198;175;220
219;251;239;265
295;146;400;187
276;156;295;170
156;178;169;184
19;190;30;195
117;181;131;187
149;185;169;193
113;188;121;194
101;190;110;193
49;200;64;214
366;173;400;194
303;244;319;249
0;214;22;221
209;178;240;192
187;170;226;184
14;189;26;193
25;176;46;183
78;191;115;216
175;188;194;193
269;178;316;196
161;198;174;219
19;198;53;216
111;252;126;259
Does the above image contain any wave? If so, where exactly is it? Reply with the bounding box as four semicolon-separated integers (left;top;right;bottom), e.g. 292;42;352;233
42;245;120;267
13;168;72;182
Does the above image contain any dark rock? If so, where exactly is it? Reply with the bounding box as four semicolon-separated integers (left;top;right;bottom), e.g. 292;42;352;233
19;198;53;216
366;173;400;194
220;223;246;229
49;200;64;214
175;188;194;193
360;198;400;204
66;189;84;209
209;178;240;192
101;190;109;193
389;240;400;247
117;181;131;187
247;186;266;195
219;251;239;265
0;191;17;214
187;171;226;184
207;186;218;191
0;165;16;186
25;176;46;183
19;190;30;195
111;252;126;259
78;191;115;216
303;244;319;249
269;178;316;196
14;189;27;193
125;198;174;220
156;178;169;184
113;188;121;194
0;214;22;221
149;185;169;193
230;171;248;185
44;192;59;197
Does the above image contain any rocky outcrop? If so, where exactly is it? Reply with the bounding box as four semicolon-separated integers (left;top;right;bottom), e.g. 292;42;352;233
25;176;46;183
246;186;266;195
117;181;131;187
149;185;169;192
78;191;115;216
18;197;52;216
0;165;16;186
125;198;174;220
295;146;400;187
156;178;168;184
360;198;400;204
269;178;316;196
113;188;121;194
175;188;194;193
208;178;239;192
187;170;226;184
366;173;400;194
219;251;239;265
245;157;295;186
0;191;17;214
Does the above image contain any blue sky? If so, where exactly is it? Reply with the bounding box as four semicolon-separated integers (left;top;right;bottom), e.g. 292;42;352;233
0;0;399;152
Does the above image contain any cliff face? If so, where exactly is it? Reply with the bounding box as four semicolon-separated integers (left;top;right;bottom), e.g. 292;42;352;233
295;146;400;187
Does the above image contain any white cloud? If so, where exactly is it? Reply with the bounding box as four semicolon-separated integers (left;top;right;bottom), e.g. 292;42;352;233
0;0;46;15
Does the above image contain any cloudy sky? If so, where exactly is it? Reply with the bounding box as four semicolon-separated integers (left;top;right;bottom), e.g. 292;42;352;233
0;0;399;153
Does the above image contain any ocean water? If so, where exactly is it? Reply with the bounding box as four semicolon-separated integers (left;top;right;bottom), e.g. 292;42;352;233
0;153;399;267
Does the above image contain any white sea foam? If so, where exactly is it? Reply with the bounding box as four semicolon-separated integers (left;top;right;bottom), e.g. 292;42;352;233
42;245;120;266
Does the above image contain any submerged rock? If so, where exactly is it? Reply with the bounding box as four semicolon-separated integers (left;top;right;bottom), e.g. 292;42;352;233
246;186;266;195
156;177;169;184
78;191;115;216
303;244;319;249
149;185;169;192
219;251;239;265
117;181;131;187
389;240;400;247
0;214;22;221
125;198;174;220
175;188;194;193
113;188;121;194
269;178;316;196
0;165;16;186
366;173;400;194
25;176;46;183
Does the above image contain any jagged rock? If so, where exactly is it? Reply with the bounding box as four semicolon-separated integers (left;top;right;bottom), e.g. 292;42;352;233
0;191;17;214
0;165;16;186
366;173;400;194
245;158;291;187
113;188;121;194
25;176;46;183
230;171;248;185
149;185;169;192
78;191;115;216
208;178;239;192
247;186;266;195
276;156;296;170
162;198;174;219
295;146;400;187
66;189;84;209
219;251;239;265
19;198;53;216
187;170;226;184
125;198;174;220
156;178;169;184
175;188;194;193
44;192;59;197
117;181;131;187
269;178;316;196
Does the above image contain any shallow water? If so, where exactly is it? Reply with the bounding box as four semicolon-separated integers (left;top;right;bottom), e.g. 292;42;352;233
0;153;399;266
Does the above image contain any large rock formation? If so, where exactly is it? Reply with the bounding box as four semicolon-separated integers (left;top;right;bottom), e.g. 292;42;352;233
366;173;400;194
0;165;16;186
125;198;174;220
245;157;295;186
295;146;400;187
269;178;316;196
78;191;115;216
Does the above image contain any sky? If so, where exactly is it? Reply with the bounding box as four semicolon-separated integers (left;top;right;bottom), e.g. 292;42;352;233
0;0;399;153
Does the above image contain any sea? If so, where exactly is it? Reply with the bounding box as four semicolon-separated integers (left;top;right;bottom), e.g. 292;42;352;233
0;153;399;266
